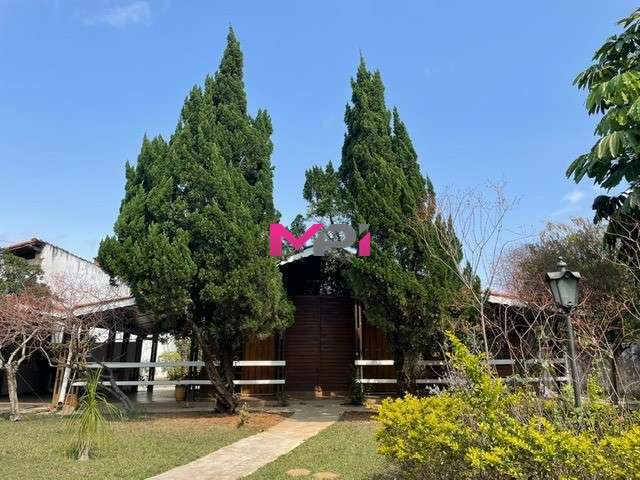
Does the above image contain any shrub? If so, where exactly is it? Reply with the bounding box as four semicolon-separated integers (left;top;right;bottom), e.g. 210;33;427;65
159;351;187;381
466;417;602;480
377;394;475;479
347;367;365;405
600;426;640;480
376;334;640;480
68;369;121;461
236;403;250;428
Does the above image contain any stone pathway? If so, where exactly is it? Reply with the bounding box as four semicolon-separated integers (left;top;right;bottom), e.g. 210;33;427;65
147;401;348;480
0;400;49;416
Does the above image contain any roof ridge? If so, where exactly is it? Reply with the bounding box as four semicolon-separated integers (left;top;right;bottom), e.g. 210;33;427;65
3;238;97;265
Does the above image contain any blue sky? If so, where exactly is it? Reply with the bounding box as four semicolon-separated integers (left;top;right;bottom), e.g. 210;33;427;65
0;0;635;260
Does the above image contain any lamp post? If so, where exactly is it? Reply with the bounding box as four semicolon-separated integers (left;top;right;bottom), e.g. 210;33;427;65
545;258;582;408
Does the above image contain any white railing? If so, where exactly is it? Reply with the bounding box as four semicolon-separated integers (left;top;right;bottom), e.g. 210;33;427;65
355;358;568;385
72;360;285;387
85;360;285;368
72;379;286;387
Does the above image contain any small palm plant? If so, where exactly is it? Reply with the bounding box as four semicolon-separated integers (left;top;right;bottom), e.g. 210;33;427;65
68;369;121;461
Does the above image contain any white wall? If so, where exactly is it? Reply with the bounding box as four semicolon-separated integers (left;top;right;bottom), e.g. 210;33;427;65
37;244;130;306
35;242;180;378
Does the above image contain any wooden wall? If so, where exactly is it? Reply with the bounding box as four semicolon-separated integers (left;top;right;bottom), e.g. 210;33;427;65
361;319;396;393
283;296;321;391
285;296;355;395
241;336;277;395
240;296;357;396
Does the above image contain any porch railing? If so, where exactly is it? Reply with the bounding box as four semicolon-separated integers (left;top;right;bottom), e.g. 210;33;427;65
71;360;285;387
355;358;569;385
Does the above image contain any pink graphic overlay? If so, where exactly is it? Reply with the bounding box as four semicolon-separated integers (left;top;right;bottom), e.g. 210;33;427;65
269;223;324;256
358;231;371;256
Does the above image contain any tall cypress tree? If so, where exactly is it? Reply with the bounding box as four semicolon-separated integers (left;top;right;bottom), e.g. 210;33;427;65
337;59;461;391
99;28;292;412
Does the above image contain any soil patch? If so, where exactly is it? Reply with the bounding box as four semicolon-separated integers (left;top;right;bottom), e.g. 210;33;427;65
123;412;289;432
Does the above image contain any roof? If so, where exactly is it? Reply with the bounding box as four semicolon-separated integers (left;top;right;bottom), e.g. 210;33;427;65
279;246;357;266
3;238;46;251
2;238;141;320
488;291;525;307
2;237;97;265
2;238;46;259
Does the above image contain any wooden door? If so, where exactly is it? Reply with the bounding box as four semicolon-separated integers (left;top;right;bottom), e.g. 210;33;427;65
284;296;321;390
241;336;277;395
319;297;355;393
284;296;355;394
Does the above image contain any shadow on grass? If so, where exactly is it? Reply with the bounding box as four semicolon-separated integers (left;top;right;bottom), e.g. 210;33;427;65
339;411;377;422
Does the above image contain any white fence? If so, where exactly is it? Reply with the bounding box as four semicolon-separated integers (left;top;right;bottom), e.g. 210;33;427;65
355;358;569;385
72;360;285;387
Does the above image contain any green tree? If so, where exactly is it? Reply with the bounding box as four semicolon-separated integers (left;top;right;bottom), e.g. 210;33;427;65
0;251;42;295
567;8;640;337
281;214;307;258
335;59;461;391
568;8;640;222
505;219;637;401
289;214;306;236
303;161;345;224
98;28;293;412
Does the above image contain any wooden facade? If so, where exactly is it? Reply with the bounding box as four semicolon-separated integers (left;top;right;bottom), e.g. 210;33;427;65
285;296;355;394
230;254;551;396
236;253;550;396
241;295;359;396
360;319;396;393
240;336;277;395
239;252;368;396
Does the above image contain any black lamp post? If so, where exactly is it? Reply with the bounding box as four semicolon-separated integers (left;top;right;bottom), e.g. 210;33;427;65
545;258;582;408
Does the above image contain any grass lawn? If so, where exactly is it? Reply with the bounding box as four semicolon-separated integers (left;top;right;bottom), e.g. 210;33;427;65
245;412;395;480
0;411;285;480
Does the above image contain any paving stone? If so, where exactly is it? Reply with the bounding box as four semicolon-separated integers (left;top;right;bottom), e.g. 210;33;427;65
147;402;344;480
312;472;341;480
285;468;312;477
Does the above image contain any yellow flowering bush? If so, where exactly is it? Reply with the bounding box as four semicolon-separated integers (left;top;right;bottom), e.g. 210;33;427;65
376;334;640;480
377;394;477;479
466;417;603;480
599;426;640;480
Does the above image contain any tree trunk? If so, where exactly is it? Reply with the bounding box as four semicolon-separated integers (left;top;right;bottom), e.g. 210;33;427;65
103;370;134;412
77;444;90;461
610;356;620;405
394;349;412;395
57;330;76;406
5;364;21;421
194;327;238;413
609;342;625;405
202;358;238;412
479;303;490;359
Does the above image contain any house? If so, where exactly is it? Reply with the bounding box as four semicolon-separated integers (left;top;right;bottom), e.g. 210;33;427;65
1;240;379;399
240;249;369;396
239;252;542;396
0;239;174;399
3;238;557;403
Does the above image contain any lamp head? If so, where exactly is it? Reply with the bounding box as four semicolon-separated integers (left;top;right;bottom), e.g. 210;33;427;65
545;257;581;311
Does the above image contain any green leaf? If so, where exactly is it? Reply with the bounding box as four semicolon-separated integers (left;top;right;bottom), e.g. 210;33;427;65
597;135;610;159
566;154;589;180
610;131;622;157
